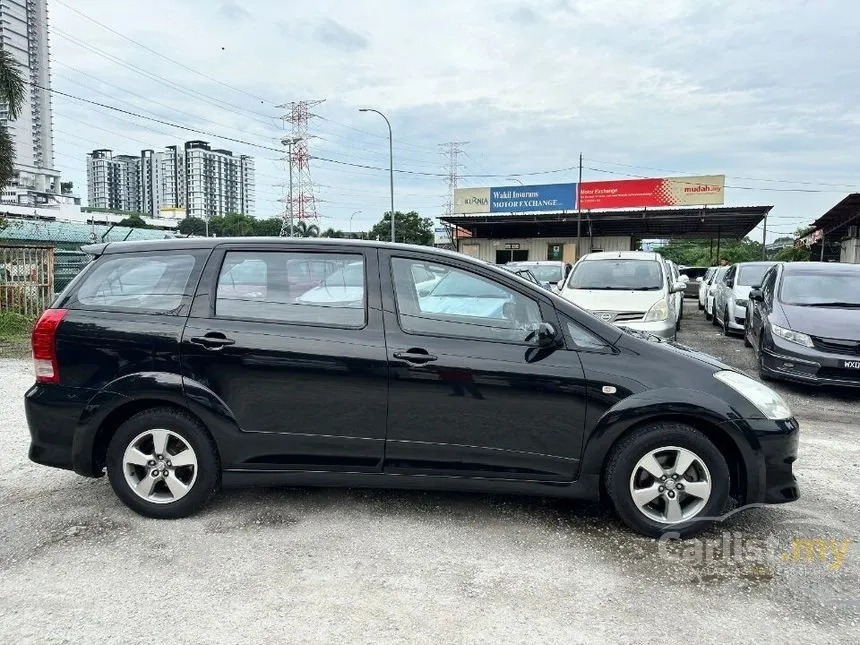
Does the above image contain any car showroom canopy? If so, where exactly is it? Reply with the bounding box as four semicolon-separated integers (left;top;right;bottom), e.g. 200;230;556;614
440;205;773;241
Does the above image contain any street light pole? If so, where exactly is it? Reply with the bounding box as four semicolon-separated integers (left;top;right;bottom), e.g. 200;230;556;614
359;108;394;243
349;210;361;236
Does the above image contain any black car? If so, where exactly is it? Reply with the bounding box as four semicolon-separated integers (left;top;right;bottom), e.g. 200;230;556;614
745;261;860;387
26;238;800;537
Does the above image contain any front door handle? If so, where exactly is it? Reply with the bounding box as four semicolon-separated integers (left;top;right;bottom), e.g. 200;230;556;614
393;349;438;364
189;333;235;350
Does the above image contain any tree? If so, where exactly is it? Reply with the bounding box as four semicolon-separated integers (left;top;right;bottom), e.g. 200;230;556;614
118;214;152;229
0;49;26;189
178;216;207;236
656;237;764;266
251;217;283;236
292;220;320;238
60;181;74;194
320;227;345;238
368;211;433;246
774;245;810;261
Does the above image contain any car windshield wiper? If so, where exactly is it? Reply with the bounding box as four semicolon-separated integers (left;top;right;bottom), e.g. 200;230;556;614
798;301;860;308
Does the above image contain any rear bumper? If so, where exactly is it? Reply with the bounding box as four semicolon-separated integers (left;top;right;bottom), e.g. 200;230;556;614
25;383;96;475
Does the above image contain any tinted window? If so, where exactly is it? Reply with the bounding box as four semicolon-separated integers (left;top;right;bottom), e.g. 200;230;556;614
74;253;196;311
779;271;860;306
568;259;663;291
392;258;542;343
683;267;709;280
737;264;774;286
565;318;608;350
760;267;778;302
513;263;563;282
216;251;365;327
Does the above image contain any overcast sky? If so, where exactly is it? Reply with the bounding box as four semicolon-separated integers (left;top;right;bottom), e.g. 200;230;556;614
48;0;860;240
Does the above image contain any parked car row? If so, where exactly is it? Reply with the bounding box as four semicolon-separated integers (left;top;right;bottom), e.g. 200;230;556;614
26;238;799;538
698;260;860;388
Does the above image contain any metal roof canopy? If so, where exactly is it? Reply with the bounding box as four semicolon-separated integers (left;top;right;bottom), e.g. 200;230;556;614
811;193;860;236
441;205;772;240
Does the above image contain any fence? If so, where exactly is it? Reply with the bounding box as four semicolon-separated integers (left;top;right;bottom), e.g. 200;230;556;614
54;248;91;294
0;244;55;317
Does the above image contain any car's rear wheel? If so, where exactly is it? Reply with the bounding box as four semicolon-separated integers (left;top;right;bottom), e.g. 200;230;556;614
743;322;753;347
698;299;704;311
106;407;220;518
604;423;730;538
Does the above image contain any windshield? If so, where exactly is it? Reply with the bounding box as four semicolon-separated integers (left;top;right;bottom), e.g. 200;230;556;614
568;259;663;291
780;272;860;306
513;264;563;282
737;264;774;286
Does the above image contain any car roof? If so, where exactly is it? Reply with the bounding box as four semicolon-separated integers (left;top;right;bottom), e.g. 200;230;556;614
507;260;564;265
734;261;777;267
581;251;660;261
83;237;462;259
781;261;860;274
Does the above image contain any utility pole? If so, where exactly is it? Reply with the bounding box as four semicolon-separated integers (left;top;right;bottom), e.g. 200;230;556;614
576;152;583;260
278;100;324;236
440;141;468;250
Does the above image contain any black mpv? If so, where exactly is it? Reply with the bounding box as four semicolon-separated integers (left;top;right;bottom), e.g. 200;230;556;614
26;238;800;537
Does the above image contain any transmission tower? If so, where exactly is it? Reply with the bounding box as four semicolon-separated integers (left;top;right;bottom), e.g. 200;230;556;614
277;100;325;236
441;141;468;220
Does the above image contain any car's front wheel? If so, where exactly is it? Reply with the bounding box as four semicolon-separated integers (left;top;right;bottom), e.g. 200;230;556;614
605;423;730;538
106;407;220;519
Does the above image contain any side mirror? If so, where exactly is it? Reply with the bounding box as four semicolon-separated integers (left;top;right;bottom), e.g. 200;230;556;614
535;322;557;346
556;280;565;290
749;288;763;302
671;281;687;294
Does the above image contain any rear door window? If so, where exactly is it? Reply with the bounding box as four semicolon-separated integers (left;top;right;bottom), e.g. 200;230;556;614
71;252;203;312
215;251;366;328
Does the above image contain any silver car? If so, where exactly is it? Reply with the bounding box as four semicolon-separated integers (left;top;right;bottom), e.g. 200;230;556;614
697;267;717;311
714;261;777;336
558;251;686;340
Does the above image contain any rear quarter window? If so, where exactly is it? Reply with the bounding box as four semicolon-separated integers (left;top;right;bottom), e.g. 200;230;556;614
69;251;204;313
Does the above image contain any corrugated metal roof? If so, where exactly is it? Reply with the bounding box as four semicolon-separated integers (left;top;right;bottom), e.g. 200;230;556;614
0;220;179;245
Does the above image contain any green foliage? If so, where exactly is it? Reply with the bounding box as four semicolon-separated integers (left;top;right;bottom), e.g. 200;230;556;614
60;181;74;194
774;245;810;261
368;211;434;246
656;237;765;267
117;214;152;229
290;220;320;238
0;311;33;339
0;49;26;189
178;216;207;236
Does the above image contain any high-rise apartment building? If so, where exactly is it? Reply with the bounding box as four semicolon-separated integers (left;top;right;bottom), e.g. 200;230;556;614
86;142;255;219
0;0;59;194
184;141;255;220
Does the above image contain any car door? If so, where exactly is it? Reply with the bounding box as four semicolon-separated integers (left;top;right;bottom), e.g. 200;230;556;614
750;266;778;347
716;266;735;322
378;249;589;481
181;243;388;472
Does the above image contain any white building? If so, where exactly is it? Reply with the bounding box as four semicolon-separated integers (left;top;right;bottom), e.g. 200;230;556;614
86;141;254;220
0;0;60;195
184;140;254;219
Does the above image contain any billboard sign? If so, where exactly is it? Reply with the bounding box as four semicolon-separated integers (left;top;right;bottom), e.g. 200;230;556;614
433;226;451;245
578;175;725;210
489;183;576;213
453;187;491;214
452;175;725;213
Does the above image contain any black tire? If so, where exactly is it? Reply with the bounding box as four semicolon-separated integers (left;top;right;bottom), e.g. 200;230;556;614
722;307;732;336
705;306;713;321
758;343;773;381
743;323;752;347
106;407;220;519
698;300;704;311
604;423;731;538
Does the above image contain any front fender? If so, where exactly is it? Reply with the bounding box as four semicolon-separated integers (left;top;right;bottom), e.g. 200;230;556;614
579;387;760;486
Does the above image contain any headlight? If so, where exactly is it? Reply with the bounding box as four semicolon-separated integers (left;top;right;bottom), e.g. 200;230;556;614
771;322;814;348
643;298;669;322
713;371;792;420
735;298;748;308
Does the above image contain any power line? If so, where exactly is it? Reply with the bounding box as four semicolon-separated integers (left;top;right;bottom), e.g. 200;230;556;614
53;0;274;105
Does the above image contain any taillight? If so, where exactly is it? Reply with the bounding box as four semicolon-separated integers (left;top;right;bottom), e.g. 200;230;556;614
32;308;67;384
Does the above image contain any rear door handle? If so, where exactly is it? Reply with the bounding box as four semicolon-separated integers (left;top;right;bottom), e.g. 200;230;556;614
189;333;235;350
393;350;438;364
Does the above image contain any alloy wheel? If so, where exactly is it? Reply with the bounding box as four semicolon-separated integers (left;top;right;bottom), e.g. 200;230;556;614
122;429;198;504
629;446;712;524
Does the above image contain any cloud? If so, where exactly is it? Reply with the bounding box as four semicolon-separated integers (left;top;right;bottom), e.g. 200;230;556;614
218;1;252;21
314;18;368;53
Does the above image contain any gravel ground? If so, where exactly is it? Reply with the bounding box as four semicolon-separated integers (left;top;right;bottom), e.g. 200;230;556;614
1;307;858;644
